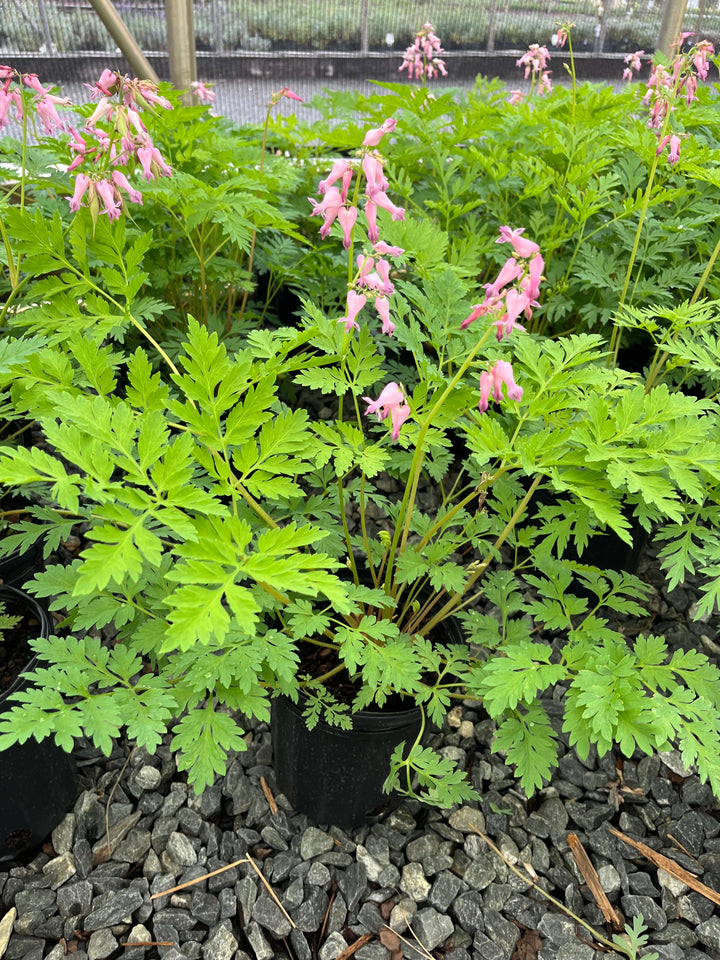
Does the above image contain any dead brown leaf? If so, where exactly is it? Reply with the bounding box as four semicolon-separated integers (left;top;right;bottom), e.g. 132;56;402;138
511;929;542;960
380;899;396;921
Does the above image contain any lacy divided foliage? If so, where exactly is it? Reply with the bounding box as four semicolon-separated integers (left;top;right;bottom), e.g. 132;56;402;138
0;56;719;805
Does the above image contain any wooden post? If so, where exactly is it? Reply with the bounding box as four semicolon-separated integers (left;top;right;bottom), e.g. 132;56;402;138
487;0;497;53
87;0;160;81
594;0;614;54
657;0;689;57
360;0;369;53
36;0;55;53
165;0;197;103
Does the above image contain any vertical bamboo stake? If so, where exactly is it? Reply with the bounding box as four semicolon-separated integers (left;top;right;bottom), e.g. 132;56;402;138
360;0;370;53
88;0;160;81
657;0;690;57
165;0;197;105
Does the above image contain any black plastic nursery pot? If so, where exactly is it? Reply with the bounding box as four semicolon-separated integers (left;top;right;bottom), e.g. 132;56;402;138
272;608;467;829
271;694;422;830
0;585;77;861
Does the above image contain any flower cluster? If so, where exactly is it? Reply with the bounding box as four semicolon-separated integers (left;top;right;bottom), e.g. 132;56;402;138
622;50;645;82
191;80;215;104
461;226;543;343
363;382;411;441
0;67;72;135
310;119;406;337
398;22;447;82
642;35;714;165
516;44;552;95
66;69;174;221
462;226;543;415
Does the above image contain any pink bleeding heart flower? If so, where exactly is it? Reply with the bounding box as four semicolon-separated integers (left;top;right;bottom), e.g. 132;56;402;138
318;159;354;198
339;290;367;333
363;381;410;441
309;186;344;238
521;253;544;303
337;206;358;249
373;241;405;257
69;173;91;212
372;190;405;221
111;169;142;205
362;153;389;198
496;226;540;259
375;296;395;336
362;117;397;147
364;199;379;243
95;178;122;221
484;257;523;300
478;360;523;413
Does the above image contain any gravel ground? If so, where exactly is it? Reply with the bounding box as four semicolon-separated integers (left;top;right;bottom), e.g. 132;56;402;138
1;541;719;960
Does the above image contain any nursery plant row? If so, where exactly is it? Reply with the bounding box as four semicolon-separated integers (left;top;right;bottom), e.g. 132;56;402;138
0;30;719;849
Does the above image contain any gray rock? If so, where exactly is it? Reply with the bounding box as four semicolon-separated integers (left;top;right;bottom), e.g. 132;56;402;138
190;891;221;927
153;907;197;931
114;829;152;864
52;814;76;856
628;872;660;897
465;854;496;891
87;929;118;960
597;865;621;899
356;945;391;960
655;921;698;947
355;845;385;883
252;895;292;938
134;765;163;791
122;923;153;960
449;805;487;834
14;890;56;917
357;901;385;935
42;853;77;890
236;876;258;923
57;880;94;921
411;907;454;951
326;892;347;934
389;898;417;933
538;913;576;945
289;929;312;960
300;827;334;860
483;883;512;912
244;920;272;960
472;930;505;960
217;889;236;920
84;887;145;930
400;862;430;902
203;925;238;960
319;932;348;960
428;871;463;913
673;812;705;856
291;888;328;932
165;832;198;867
537;795;569;836
306;862;331;887
649;946;685;960
620;894;668;931
282;878;305;912
484;908;519;959
556;943;595;960
452;892;485;936
406;834;440;861
697;917;720;952
0;908;16;960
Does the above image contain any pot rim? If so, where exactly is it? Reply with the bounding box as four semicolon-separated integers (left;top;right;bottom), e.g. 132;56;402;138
0;584;51;705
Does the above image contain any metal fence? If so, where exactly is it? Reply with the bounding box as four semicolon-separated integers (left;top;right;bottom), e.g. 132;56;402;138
2;0;719;56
